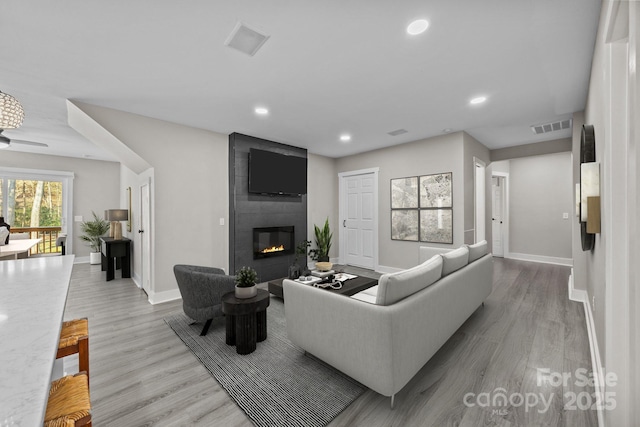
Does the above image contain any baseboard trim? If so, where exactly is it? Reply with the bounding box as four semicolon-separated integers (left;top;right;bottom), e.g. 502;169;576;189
568;271;604;427
131;272;142;289
506;252;573;267
148;288;181;305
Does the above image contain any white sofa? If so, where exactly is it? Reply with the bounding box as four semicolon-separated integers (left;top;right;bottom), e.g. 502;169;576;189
283;241;493;407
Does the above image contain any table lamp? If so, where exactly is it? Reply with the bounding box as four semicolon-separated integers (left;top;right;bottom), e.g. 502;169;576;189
106;209;128;240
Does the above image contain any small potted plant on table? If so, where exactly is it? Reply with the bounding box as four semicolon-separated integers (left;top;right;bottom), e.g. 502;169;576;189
235;266;258;299
80;211;110;265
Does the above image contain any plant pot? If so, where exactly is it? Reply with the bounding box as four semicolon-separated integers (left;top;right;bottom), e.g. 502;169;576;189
89;251;101;265
235;284;257;299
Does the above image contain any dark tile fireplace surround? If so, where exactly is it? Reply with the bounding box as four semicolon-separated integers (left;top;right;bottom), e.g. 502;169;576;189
228;133;307;282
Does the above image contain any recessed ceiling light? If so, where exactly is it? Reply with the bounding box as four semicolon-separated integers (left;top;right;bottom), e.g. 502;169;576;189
469;96;487;105
442;128;452;133
255;107;269;115
340;134;351;142
407;19;429;35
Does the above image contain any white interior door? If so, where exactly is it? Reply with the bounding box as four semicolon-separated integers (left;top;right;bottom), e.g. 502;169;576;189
491;176;505;257
140;182;151;294
340;169;378;269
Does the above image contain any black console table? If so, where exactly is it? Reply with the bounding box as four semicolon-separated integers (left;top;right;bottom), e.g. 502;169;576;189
100;237;131;281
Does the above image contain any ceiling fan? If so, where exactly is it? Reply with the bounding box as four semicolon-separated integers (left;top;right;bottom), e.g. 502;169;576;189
0;130;49;149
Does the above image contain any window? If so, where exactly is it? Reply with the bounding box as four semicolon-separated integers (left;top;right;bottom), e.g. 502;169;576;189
0;179;63;227
0;168;74;254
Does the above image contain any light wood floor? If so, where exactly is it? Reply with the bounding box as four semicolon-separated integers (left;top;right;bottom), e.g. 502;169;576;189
63;258;597;426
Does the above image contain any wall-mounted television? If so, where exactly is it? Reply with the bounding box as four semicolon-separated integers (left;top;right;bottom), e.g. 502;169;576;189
248;148;307;196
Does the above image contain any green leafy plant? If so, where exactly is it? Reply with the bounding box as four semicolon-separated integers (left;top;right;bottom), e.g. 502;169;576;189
235;266;258;288
294;240;311;265
79;211;110;252
309;218;332;261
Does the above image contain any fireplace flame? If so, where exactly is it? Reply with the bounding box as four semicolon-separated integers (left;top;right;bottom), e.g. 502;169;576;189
261;245;285;254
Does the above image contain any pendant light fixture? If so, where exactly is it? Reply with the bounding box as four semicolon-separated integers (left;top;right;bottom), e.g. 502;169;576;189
0;90;26;149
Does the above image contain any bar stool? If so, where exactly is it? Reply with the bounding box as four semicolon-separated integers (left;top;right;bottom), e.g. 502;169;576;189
44;372;92;426
57;318;89;384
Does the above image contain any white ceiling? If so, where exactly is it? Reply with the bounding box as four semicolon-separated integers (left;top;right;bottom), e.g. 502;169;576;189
0;0;601;161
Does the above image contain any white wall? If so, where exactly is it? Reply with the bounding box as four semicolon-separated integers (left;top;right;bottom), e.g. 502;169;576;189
488;154;572;263
0;151;120;258
575;2;640;425
336;132;465;270
509;152;573;260
307;153;338;262
70;103;229;299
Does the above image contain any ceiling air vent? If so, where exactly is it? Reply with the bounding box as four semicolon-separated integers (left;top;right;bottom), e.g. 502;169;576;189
530;119;572;135
224;21;270;56
388;129;408;136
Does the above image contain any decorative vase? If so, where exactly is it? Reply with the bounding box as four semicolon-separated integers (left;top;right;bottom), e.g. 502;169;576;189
235;284;257;299
288;264;301;279
89;252;101;265
0;217;10;245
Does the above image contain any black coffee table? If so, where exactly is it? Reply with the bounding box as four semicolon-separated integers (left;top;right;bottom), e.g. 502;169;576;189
268;275;377;300
221;289;270;355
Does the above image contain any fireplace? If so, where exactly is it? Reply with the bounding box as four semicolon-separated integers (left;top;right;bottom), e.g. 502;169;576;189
253;226;295;259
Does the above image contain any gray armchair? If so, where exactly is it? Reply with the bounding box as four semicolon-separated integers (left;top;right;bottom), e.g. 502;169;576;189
173;265;236;336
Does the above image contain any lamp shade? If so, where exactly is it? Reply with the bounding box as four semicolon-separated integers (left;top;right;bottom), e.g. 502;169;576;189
106;209;128;221
0;91;25;129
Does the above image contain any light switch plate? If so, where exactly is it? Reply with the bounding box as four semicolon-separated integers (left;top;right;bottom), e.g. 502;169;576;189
562;213;569;219
219;218;225;226
74;216;83;222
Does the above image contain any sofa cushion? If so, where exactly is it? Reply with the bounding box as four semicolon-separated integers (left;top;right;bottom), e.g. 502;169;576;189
467;240;488;263
441;246;469;276
375;255;443;305
351;292;377;304
361;285;379;296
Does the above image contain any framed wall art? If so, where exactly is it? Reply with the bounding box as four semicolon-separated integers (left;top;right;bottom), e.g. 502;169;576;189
390;172;453;244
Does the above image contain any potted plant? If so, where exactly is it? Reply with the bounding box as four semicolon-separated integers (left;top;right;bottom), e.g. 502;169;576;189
289;240;310;279
309;218;333;271
235;266;258;299
79;211;110;265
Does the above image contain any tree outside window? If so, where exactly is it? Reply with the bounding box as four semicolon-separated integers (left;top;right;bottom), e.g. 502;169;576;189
0;179;63;227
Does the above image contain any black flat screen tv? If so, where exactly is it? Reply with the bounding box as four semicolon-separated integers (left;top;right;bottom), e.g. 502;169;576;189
248;148;307;196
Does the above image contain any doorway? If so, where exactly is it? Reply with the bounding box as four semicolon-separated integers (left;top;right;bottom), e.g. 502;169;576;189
338;168;379;270
491;173;508;257
474;158;486;243
139;181;151;295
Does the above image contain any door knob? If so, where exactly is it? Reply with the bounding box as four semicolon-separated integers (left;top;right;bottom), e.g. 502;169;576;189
138;229;144;233
343;220;346;227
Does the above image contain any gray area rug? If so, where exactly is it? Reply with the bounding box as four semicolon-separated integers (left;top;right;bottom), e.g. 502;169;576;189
164;297;365;427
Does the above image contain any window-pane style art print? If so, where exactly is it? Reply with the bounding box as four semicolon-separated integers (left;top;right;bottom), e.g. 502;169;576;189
391;176;418;209
391;210;419;241
420;209;453;244
390;172;453;244
419;172;452;208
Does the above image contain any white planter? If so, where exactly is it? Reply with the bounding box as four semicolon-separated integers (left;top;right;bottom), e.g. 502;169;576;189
89;252;101;265
235;285;257;299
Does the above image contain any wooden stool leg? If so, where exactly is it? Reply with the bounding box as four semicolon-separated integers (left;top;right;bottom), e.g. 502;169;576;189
78;335;89;386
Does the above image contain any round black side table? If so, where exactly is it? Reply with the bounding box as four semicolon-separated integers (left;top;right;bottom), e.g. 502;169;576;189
221;289;270;355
